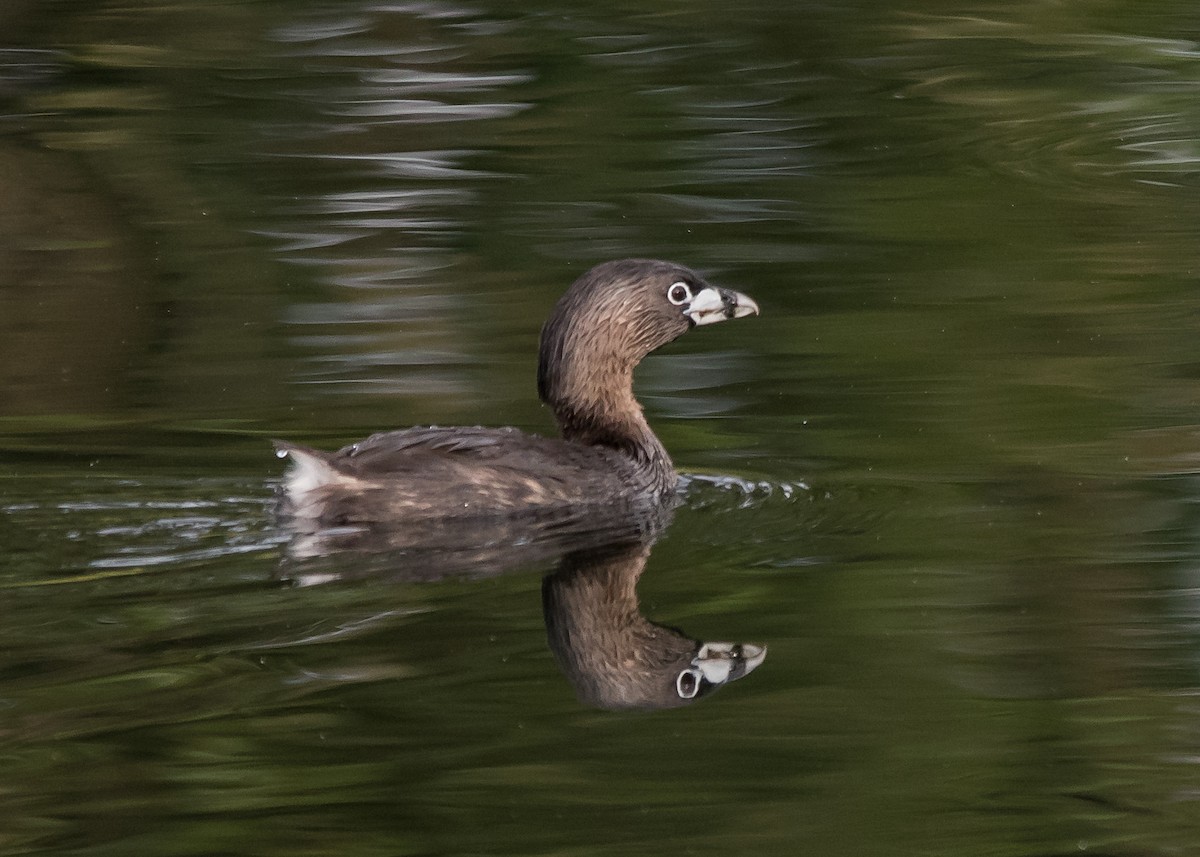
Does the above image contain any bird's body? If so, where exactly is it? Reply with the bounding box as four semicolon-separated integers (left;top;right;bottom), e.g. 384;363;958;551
275;258;757;533
274;425;662;525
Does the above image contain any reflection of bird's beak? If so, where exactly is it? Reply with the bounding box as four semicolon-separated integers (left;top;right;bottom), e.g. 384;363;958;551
687;287;760;327
695;641;768;684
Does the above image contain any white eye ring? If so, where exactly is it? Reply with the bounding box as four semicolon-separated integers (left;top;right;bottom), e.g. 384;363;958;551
667;282;692;306
676;668;701;698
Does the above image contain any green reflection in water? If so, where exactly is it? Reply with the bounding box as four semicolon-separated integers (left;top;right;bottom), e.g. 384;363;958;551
2;0;1200;854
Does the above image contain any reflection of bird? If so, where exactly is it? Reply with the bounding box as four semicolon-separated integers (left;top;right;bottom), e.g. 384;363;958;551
543;541;766;710
280;505;675;579
274;259;757;532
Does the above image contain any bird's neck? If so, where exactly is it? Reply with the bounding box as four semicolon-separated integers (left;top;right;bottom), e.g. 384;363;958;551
541;356;674;487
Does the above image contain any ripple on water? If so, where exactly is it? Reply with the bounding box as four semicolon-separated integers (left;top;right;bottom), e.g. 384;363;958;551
886;18;1200;191
1;478;283;586
680;472;811;511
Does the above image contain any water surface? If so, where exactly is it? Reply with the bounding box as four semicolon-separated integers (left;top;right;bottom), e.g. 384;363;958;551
3;1;1200;854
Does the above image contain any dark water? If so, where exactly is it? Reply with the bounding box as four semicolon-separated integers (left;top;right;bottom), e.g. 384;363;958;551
3;1;1200;853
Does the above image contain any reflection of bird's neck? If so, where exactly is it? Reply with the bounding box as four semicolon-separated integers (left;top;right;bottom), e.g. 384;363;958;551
543;541;698;710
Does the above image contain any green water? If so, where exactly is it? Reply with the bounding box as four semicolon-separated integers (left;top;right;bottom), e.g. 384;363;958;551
3;1;1200;854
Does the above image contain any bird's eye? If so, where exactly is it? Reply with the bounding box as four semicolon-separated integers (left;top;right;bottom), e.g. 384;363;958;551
667;282;692;306
676;668;701;699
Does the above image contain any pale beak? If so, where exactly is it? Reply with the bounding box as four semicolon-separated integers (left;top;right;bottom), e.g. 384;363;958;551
676;641;768;699
686;286;760;327
695;641;767;683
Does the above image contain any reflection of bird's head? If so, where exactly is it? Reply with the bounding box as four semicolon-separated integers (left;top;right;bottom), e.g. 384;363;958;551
671;641;767;703
543;540;765;710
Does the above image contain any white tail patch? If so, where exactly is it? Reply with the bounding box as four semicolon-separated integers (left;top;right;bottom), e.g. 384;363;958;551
274;442;367;519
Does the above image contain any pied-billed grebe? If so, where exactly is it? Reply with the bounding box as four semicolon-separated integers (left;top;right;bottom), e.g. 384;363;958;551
275;259;758;527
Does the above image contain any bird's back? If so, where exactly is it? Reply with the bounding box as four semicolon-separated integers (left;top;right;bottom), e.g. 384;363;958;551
275;425;673;528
